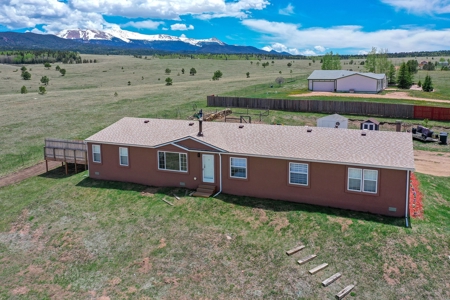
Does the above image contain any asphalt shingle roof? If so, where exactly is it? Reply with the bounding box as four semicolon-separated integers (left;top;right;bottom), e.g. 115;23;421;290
85;117;415;170
308;70;386;80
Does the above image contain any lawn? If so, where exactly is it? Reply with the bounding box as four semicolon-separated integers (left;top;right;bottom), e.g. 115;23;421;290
0;168;448;299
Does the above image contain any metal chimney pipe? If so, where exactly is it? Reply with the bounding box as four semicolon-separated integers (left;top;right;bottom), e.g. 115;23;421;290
197;109;203;136
198;119;203;136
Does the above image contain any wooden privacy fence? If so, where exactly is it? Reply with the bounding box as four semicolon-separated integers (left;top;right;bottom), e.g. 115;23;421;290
44;138;87;174
207;96;450;121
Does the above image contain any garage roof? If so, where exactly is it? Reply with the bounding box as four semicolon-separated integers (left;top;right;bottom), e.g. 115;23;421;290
308;70;386;80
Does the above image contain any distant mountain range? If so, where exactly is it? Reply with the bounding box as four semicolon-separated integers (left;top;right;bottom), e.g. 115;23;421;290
0;29;292;55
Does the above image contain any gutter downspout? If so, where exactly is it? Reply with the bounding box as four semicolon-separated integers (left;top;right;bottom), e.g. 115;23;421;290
405;170;410;228
213;153;222;197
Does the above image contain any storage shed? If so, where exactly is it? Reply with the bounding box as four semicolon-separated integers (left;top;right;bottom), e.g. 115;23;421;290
317;114;348;129
360;119;380;131
307;70;387;93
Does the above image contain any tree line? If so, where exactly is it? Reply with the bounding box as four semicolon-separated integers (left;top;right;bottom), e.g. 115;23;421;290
0;50;82;64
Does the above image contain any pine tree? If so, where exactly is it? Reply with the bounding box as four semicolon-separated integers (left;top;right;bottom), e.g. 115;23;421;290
388;63;396;84
397;62;412;89
422;74;434;92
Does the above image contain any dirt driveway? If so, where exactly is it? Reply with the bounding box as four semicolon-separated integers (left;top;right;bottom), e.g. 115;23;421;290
414;150;450;177
0;161;60;188
290;91;450;104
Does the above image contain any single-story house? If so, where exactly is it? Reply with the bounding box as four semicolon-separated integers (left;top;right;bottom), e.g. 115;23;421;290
360;119;380;131
307;70;387;93
85;117;414;219
317;114;348;129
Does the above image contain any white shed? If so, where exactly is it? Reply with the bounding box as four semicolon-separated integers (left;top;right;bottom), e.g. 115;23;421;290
317;114;348;129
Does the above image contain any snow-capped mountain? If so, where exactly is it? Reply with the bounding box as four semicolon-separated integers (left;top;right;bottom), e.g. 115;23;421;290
57;29;225;47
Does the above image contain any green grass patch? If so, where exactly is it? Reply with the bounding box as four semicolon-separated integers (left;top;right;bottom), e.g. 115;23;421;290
0;170;448;299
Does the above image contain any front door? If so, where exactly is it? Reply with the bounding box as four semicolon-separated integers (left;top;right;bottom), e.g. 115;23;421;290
202;154;214;183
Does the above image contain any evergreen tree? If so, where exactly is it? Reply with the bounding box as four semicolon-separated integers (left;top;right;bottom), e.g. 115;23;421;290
21;71;31;80
165;77;173;85
388;63;396;84
189;68;197;75
40;75;49;85
212;70;223;80
397;62;412;89
422;74;434;92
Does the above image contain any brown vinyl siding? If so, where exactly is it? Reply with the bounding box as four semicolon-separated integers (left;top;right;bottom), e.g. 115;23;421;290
88;142;408;217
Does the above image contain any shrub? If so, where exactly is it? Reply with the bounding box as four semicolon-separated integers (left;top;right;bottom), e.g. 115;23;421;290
212;70;223;81
21;71;31;80
20;86;27;94
190;68;197;75
246;72;250;78
165;68;171;74
59;69;66;76
39;86;46;94
165;77;173;85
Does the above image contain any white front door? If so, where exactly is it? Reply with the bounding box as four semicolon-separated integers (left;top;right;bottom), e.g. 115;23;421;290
202;154;214;183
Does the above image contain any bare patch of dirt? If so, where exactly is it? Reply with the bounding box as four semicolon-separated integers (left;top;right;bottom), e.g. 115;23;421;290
138;257;152;274
164;277;179;286
414;150;450;177
268;216;290;231
141;187;159;197
11;286;29;295
158;238;167;248
109;277;121;286
252;208;268;223
290;91;450;103
0;160;60;188
383;263;400;285
127;286;138;293
327;216;353;232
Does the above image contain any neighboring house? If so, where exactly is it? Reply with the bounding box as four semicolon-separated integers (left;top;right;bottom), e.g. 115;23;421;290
307;70;387;93
317;114;348;129
360;119;380;131
419;61;428;69
85;117;414;218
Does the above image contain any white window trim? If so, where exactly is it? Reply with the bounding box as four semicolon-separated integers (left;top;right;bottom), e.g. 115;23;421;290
230;157;247;179
363;169;378;194
157;151;188;173
92;144;101;163
289;162;308;186
363;123;375;130
119;147;128;166
347;167;378;194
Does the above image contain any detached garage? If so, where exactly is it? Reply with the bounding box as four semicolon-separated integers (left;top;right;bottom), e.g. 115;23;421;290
308;70;387;93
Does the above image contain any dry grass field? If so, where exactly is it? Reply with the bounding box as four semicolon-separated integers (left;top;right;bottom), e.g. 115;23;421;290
0;55;315;177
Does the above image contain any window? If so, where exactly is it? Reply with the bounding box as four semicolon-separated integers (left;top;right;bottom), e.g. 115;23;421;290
158;151;187;172
119;147;128;166
92;145;101;163
230;157;247;178
289;163;308;185
363;123;375;130
348;168;378;193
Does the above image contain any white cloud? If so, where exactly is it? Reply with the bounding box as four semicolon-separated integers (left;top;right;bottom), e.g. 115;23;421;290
124;20;163;29
314;45;326;52
171;23;194;30
262;43;301;55
0;0;269;33
381;0;450;14
279;3;294;15
242;19;450;53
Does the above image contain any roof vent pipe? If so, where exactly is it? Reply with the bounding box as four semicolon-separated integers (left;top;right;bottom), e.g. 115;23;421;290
361;129;367;136
307;127;312;132
197;109;203;137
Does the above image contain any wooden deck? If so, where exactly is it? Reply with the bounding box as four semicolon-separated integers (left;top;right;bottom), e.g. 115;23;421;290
44;138;87;174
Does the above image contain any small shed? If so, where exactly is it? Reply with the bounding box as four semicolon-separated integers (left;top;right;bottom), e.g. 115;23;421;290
317;114;348;129
360;119;380;131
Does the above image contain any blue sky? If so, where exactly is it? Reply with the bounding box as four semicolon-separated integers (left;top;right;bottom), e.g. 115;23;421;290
1;0;450;55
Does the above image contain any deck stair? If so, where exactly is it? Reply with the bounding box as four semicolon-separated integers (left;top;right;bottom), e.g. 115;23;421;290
192;185;216;198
